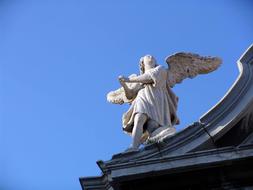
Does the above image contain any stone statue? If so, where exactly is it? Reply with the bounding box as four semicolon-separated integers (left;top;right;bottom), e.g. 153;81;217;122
107;53;222;152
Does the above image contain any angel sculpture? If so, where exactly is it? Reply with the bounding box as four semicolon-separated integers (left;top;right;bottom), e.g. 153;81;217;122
107;53;222;152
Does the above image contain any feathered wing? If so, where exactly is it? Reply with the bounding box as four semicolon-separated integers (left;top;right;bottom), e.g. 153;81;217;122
107;74;142;104
107;87;128;104
166;52;222;87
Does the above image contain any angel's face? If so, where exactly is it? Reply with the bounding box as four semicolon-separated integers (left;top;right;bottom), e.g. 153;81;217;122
143;55;156;71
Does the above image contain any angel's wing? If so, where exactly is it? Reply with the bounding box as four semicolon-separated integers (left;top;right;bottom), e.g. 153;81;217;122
107;74;142;104
107;87;128;104
166;52;222;87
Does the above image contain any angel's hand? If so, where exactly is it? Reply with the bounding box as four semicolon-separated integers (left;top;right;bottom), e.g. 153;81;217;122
118;75;129;83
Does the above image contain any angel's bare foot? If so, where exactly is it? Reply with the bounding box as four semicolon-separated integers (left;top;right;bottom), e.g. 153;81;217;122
148;126;176;143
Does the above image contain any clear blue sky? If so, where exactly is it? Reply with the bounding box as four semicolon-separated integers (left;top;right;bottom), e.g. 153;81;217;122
1;1;253;190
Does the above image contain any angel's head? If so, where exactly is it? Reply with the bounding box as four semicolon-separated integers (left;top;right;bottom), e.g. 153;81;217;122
139;55;157;74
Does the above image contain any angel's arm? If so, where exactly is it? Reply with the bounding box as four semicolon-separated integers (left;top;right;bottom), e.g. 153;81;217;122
118;79;135;100
119;73;153;84
118;73;152;100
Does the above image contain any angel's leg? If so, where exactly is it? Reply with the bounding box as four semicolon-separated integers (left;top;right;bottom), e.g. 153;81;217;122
131;113;147;149
146;119;159;135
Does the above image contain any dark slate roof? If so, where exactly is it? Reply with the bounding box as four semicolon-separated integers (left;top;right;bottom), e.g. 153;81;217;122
80;44;253;190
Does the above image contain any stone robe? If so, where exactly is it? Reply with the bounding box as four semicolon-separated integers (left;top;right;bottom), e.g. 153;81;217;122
122;65;179;136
